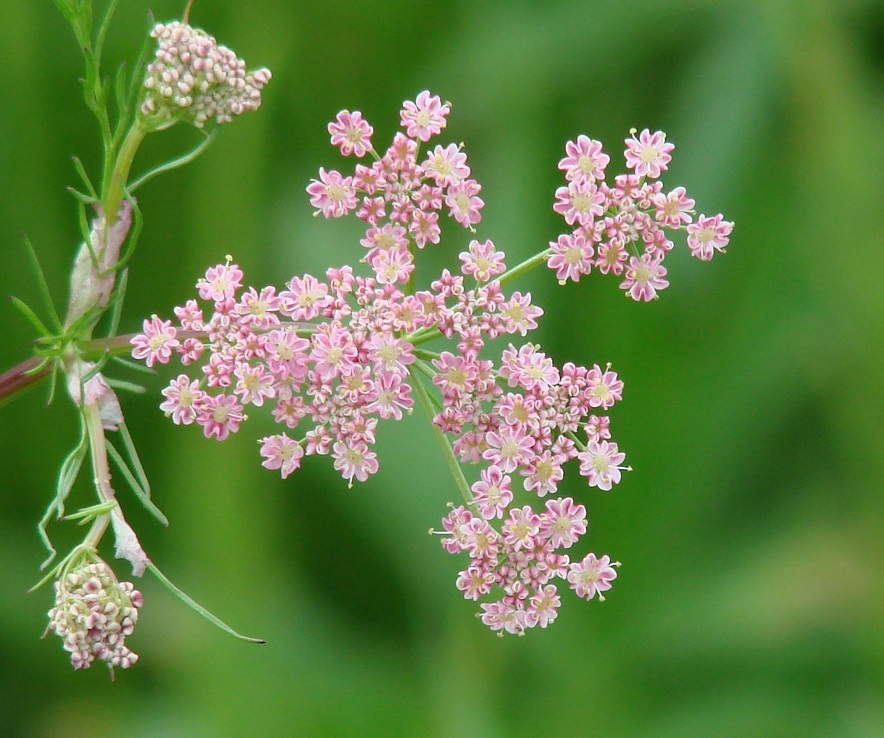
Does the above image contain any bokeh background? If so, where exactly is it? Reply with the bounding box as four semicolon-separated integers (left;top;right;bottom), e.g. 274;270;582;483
1;1;883;736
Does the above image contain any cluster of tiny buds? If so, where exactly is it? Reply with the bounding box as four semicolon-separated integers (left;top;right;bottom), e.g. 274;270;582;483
141;21;271;128
46;559;143;672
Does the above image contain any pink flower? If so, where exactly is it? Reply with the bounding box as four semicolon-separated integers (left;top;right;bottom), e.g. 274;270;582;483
265;329;310;381
414;184;443;211
234;363;276;407
456;566;495;600
585;364;623;410
528;584;561;628
471;465;513;520
521;451;564;497
126;101;736;638
479;600;524;635
624;128;674;179
197;263;243;302
654;186;695;227
332;440;378;484
354;163;386;194
409;209;441;248
328;110;374;157
595;239;627;276
364;372;413;420
383;132;418;170
461;518;499;559
567;553;619;600
368;246;414;285
548;233;594;283
558;135;610;183
198;393;244;441
236;286;281;329
310;324;357;379
498;343;559;391
498;292;543;336
306;168;357;218
424;143;469;186
367;333;415;375
501;506;542;552
130;315;180;367
495;392;539;431
360;223;408;254
577;439;627;491
584;414;611;441
686;213;733;260
279;274;330;321
553;180;605;227
483;427;536;474
400;90;449;142
620;254;669;301
440;506;474;554
541;497;586;548
432;351;476;400
259;433;304;479
445;179;484;228
160;375;206;425
174;299;204;330
459;239;506;282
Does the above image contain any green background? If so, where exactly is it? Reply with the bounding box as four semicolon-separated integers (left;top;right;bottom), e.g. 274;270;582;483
1;1;883;736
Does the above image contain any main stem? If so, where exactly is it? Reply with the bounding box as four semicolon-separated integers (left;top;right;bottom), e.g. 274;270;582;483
101;124;146;229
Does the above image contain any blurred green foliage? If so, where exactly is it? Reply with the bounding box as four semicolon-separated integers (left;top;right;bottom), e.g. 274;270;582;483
1;1;883;736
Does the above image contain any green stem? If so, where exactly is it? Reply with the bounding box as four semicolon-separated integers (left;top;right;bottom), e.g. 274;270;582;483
408;366;473;506
496;247;552;288
101;124;146;227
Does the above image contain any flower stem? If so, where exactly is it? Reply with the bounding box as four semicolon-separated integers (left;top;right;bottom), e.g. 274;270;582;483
496;247;552;288
408;366;473;506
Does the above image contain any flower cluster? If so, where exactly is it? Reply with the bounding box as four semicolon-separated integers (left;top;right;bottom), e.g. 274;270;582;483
309;90;484;268
46;558;143;672
140;21;271;129
132;92;731;634
549;130;734;299
430;338;629;632
442;497;620;633
131;250;556;486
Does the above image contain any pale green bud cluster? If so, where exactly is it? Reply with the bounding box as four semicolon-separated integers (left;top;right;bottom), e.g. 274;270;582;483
141;21;271;129
46;559;143;672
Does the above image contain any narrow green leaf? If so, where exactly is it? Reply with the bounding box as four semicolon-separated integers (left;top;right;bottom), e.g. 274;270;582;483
93;0;120;70
104;268;127;337
71;156;98;200
112;62;131;141
113;191;142;271
109;356;155;374
106;439;168;526
128;129;216;193
116;421;151;498
9;296;53;338
20;233;63;332
104;378;146;394
147;563;266;644
64;500;116;523
38;424;89;568
67;186;98;205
